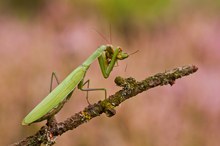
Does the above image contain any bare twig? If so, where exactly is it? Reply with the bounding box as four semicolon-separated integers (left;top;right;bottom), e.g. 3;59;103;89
11;65;198;146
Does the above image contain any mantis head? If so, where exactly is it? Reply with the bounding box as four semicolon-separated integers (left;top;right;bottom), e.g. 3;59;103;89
116;47;129;60
99;45;130;78
105;45;128;62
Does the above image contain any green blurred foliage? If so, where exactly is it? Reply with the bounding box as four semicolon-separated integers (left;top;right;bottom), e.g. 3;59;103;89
0;0;46;17
1;0;220;22
93;0;171;23
69;0;172;43
94;0;172;39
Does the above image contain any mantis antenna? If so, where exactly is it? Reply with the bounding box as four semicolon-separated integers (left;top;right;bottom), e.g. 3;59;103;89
128;50;139;56
124;50;140;72
91;28;111;44
91;24;113;45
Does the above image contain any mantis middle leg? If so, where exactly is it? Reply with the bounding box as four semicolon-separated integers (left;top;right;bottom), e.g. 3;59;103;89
78;79;107;105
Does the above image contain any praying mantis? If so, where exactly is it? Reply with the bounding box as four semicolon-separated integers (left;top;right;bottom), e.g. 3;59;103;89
22;45;129;125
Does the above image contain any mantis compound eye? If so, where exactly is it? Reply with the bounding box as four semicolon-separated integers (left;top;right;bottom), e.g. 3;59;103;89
117;49;139;60
117;47;129;60
117;52;128;60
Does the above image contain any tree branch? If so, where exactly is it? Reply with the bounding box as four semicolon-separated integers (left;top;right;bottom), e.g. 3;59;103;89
11;65;198;146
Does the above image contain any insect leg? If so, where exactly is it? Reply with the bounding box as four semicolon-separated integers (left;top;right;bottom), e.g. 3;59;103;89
50;72;60;92
78;79;107;105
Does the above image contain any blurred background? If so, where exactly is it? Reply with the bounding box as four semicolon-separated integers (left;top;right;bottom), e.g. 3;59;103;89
0;0;219;145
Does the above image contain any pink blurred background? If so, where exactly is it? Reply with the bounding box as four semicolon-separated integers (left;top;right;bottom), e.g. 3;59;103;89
0;0;220;145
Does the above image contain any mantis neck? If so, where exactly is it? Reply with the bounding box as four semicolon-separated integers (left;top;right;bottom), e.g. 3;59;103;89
82;45;107;67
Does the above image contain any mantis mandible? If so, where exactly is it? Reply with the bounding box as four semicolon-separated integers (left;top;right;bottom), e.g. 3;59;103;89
22;45;128;125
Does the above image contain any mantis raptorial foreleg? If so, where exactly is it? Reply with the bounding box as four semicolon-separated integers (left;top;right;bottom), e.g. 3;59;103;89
78;47;124;104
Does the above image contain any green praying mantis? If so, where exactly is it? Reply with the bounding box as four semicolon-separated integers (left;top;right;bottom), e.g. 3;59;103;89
22;45;129;125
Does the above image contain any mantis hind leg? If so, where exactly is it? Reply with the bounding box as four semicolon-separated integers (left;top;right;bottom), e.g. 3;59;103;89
49;71;74;101
45;72;74;125
45;72;61;125
50;72;60;92
78;79;107;105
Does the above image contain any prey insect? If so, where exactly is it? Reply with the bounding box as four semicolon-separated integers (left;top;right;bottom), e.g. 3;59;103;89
22;45;128;125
